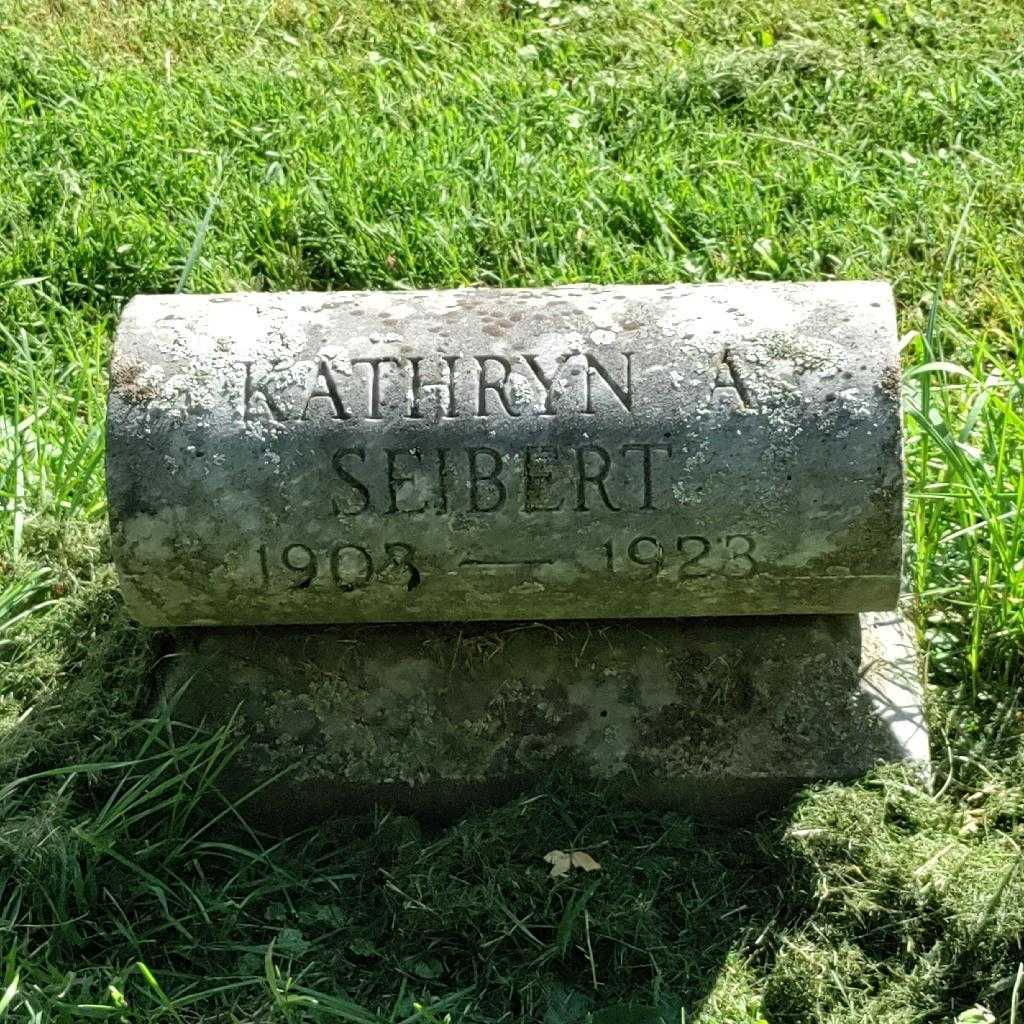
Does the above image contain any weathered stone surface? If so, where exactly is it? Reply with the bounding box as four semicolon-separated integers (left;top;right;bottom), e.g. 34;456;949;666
108;283;902;626
165;612;927;828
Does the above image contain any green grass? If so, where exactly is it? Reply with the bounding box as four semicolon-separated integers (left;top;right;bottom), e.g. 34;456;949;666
1;0;1024;1019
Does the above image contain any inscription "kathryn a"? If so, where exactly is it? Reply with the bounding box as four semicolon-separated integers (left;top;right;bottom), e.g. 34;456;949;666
240;351;634;422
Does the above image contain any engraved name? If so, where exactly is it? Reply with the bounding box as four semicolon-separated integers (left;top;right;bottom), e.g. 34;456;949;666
241;351;634;422
328;442;679;515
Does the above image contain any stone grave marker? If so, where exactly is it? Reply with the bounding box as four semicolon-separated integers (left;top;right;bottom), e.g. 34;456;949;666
107;282;902;626
107;282;926;825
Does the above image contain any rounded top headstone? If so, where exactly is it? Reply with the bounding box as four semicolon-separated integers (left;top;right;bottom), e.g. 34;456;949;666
106;281;903;626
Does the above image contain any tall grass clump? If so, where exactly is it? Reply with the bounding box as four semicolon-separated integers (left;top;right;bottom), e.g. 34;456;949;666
906;257;1024;695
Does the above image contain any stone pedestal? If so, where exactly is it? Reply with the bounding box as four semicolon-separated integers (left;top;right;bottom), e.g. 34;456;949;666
166;612;927;829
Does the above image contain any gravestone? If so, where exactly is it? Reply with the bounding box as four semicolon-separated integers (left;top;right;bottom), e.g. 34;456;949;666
107;282;926;825
107;283;902;626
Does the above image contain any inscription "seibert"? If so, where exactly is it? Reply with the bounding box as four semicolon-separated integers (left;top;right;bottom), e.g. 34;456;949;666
329;442;680;516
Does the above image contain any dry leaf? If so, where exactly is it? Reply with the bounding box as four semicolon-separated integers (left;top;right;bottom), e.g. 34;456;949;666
544;850;572;877
543;849;601;878
570;851;600;872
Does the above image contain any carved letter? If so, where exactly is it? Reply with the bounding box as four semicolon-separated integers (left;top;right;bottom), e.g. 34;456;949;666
475;356;520;417
467;447;506;512
524;445;564;512
352;357;399;419
241;361;288;422
522;354;562;415
575;445;620;511
385;448;428;514
620;443;672;510
407;356;459;419
303;357;351;421
713;349;755;410
583;353;633;413
331;447;371;514
435;448;450;513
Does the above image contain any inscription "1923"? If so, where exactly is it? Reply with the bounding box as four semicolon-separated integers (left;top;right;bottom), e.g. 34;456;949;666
255;533;757;592
603;533;756;579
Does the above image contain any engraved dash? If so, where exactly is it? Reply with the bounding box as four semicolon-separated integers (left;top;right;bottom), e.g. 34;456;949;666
459;558;555;568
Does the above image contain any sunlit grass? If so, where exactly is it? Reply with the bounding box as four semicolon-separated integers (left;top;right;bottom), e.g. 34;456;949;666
1;0;1023;1020
906;268;1024;694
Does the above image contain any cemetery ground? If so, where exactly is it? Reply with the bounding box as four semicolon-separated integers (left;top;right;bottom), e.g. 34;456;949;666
0;0;1023;1019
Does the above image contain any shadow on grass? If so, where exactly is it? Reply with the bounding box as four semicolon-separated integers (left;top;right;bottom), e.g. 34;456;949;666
0;628;842;1024
1;578;1015;1023
1;680;1015;1023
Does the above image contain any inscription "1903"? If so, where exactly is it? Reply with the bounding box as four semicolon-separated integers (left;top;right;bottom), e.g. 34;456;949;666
257;540;420;592
255;533;757;592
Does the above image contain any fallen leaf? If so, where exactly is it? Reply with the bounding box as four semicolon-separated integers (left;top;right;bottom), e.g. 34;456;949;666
570;851;600;872
544;850;572;877
543;850;601;877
